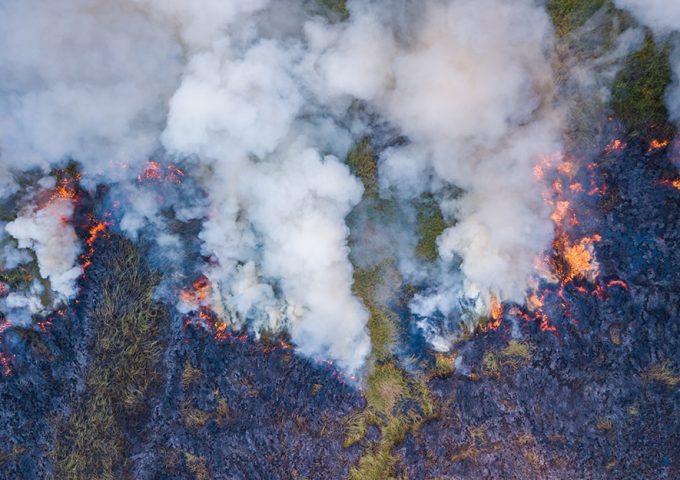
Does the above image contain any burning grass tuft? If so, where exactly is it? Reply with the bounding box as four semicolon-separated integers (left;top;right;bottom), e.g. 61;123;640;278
54;237;167;479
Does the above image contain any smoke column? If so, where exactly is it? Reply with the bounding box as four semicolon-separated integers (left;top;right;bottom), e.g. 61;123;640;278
0;0;565;371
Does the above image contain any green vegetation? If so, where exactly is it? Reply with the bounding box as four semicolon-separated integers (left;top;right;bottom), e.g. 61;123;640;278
482;341;535;379
414;195;447;263
54;238;167;480
347;263;437;480
0;267;32;288
611;35;674;135
352;265;398;360
547;0;610;37
317;0;349;20
346;138;379;199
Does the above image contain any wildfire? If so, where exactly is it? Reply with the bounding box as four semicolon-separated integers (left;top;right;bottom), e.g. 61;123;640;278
80;218;111;271
180;276;211;306
648;139;670;152
551;234;601;283
138;160;185;185
660;179;680;190
604;139;625;153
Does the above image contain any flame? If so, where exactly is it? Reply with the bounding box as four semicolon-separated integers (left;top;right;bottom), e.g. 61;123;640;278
138;160;163;182
605;139;625;153
648;139;670;152
660;179;680;190
80;218;111;271
480;294;503;331
551;234;601;283
569;182;584;193
138;160;185;185
180;276;211;306
557;161;576;177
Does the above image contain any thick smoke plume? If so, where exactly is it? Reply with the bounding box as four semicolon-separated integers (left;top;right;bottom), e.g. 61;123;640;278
0;0;566;371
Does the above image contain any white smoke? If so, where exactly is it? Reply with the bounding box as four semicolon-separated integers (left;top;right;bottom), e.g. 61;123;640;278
308;0;561;317
0;0;570;370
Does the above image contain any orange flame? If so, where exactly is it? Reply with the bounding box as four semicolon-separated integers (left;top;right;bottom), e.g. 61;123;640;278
660;179;680;190
648;139;670;152
604;139;625;153
180;276;211;306
81;218;111;271
551;234;601;283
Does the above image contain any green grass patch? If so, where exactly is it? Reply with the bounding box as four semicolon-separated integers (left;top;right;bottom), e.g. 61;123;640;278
316;0;349;20
414;195;447;263
54;238;167;479
352;265;398;360
346;138;379;199
611;35;674;135
547;0;610;37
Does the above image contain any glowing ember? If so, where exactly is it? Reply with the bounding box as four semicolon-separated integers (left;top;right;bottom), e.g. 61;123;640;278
604;139;625;153
660;179;680;190
138;160;163;182
557;161;577;177
648;139;670;152
569;182;584;193
0;352;13;376
138;160;185;185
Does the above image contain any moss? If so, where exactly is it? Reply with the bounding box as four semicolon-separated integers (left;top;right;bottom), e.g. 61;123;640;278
54;238;167;480
346;138;379;199
611;35;674;135
547;0;610;37
415;198;447;262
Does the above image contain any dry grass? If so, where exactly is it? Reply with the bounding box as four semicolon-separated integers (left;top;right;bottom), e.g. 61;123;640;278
184;452;210;480
181;361;203;388
643;361;680;388
53;238;167;479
